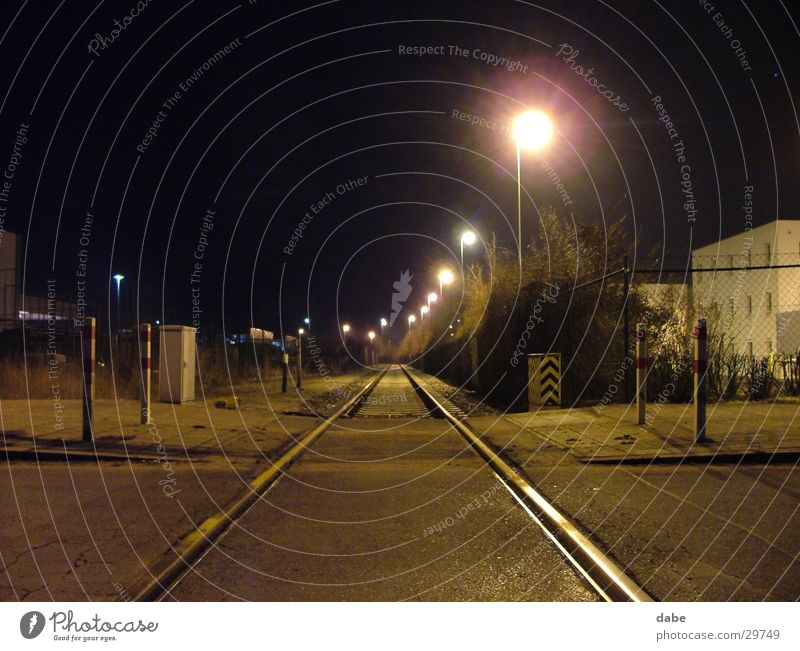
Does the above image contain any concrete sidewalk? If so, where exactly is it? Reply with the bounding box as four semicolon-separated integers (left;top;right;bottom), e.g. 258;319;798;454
0;372;369;461
503;401;800;463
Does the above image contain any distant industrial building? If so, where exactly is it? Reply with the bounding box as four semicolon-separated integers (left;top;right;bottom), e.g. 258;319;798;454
0;231;78;331
692;220;800;357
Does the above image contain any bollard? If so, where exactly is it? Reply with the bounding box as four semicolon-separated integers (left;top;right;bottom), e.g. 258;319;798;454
693;318;707;442
81;317;96;442
281;353;289;393
139;323;151;424
635;323;647;425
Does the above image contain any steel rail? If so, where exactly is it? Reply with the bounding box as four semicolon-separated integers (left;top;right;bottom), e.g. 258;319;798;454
401;365;653;603
127;367;388;601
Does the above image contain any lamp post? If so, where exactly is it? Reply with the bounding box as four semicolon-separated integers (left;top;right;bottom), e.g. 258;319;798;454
438;269;454;296
427;292;437;311
380;317;387;335
408;314;416;331
512;110;553;274
460;230;477;269
113;274;124;325
297;327;304;389
420;305;429;321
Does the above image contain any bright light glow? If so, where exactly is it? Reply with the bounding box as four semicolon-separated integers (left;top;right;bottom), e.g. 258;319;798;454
342;324;351;333
513;110;553;151
380;318;388;327
298;328;305;335
113;274;125;282
368;331;376;341
304;317;310;325
461;231;477;245
428;292;438;304
421;305;429;315
408;315;416;324
438;269;455;285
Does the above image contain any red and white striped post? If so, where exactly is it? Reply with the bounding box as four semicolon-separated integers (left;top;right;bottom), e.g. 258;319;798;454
81;316;96;442
139;323;151;424
635;323;647;425
693;318;707;442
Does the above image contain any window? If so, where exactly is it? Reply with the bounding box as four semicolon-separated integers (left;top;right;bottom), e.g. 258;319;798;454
767;292;773;313
747;295;753;315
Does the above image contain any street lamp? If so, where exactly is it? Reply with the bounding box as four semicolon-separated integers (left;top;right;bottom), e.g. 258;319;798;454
408;314;416;330
460;230;477;269
296;327;304;389
438;269;454;295
513;109;553;273
113;274;124;324
368;331;376;342
342;323;351;334
427;292;438;310
380;317;388;334
420;305;429;321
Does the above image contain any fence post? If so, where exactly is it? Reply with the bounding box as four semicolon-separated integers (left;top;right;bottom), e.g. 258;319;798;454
81;316;95;442
623;256;631;401
296;334;303;389
693;318;707;442
636;322;647;425
140;323;151;424
281;352;288;393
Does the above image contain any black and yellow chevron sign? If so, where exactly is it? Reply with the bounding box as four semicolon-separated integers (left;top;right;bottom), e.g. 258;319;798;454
528;353;561;406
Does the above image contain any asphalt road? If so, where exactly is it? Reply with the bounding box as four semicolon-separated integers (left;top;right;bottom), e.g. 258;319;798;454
164;414;600;601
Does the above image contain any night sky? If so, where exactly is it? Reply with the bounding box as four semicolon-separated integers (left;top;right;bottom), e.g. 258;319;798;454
0;0;797;339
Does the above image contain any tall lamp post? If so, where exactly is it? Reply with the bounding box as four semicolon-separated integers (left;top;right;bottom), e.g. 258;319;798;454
380;317;387;335
297;327;304;389
427;292;437;311
512;110;553;274
460;230;477;269
438;269;454;296
420;305;429;322
113;274;124;325
408;314;416;331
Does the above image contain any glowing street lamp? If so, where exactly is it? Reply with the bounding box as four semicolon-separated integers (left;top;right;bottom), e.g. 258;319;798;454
408;314;416;330
427;292;438;310
460;230;477;268
380;317;388;334
513;109;553;272
368;331;376;342
113;274;124;323
438;269;454;295
420;305;429;321
342;323;351;334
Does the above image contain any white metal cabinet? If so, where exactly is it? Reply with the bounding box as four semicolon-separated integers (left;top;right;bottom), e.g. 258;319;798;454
159;325;196;403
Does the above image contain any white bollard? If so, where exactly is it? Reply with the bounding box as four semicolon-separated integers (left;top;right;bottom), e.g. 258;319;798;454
636;323;647;425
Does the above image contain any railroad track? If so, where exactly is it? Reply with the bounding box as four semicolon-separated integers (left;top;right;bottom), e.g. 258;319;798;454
127;364;652;602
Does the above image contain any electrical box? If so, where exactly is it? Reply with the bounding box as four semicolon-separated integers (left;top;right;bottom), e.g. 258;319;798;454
159;325;196;403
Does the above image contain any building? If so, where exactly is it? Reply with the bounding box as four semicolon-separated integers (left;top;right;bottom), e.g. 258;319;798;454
692;220;800;357
0;231;78;331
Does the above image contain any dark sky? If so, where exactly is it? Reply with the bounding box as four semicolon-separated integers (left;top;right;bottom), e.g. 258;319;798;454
0;0;797;339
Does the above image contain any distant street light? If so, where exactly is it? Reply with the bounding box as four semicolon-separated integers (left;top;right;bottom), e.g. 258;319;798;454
438;269;454;295
513;109;553;273
460;230;477;269
113;274;124;324
380;317;388;334
368;331;376;342
296;327;304;389
427;292;438;310
342;323;351;334
298;327;304;335
303;317;310;331
408;314;416;330
420;305;429;321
